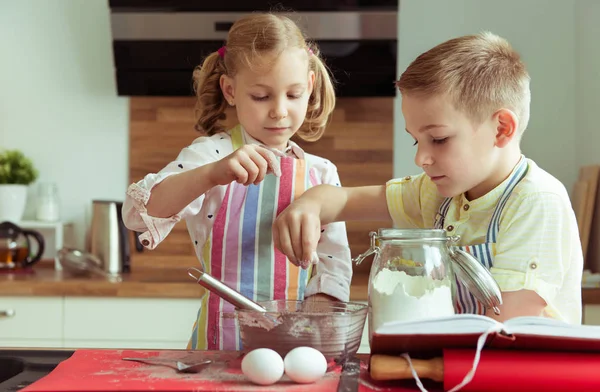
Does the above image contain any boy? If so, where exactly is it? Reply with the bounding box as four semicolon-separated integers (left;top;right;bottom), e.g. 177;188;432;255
272;32;583;324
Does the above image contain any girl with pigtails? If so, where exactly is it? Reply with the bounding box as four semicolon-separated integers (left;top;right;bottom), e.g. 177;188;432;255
123;12;353;350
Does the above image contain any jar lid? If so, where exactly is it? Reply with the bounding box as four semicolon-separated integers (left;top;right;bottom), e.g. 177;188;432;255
377;228;448;241
449;248;503;315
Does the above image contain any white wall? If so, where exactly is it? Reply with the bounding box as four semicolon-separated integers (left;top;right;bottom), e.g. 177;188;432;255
395;0;579;194
575;0;600;166
0;1;129;248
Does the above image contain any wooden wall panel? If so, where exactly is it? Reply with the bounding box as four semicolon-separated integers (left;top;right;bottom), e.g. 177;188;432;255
129;97;394;276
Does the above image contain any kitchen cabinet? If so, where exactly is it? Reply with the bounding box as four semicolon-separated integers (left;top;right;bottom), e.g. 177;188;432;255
0;296;63;347
0;296;198;349
63;297;200;349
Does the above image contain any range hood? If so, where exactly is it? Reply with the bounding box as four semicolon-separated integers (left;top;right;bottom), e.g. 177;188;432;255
109;1;398;97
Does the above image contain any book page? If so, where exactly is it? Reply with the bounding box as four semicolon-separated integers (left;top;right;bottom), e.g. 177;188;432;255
505;317;600;339
375;314;502;335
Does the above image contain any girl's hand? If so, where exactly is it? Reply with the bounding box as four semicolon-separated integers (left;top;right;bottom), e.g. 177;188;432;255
208;145;281;187
273;199;322;267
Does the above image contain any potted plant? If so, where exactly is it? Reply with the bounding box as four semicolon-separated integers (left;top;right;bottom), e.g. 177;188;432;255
0;149;39;222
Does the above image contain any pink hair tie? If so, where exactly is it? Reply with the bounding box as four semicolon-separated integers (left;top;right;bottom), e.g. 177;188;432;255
217;46;227;58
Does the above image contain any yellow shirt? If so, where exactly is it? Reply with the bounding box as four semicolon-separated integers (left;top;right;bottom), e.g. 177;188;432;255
386;157;583;324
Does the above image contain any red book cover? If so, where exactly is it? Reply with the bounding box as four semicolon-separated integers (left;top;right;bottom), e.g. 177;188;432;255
370;314;600;357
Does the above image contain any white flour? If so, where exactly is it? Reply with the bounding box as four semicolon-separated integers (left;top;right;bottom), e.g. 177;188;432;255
371;268;455;333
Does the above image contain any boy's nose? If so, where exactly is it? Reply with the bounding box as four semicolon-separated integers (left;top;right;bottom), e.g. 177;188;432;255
414;146;434;167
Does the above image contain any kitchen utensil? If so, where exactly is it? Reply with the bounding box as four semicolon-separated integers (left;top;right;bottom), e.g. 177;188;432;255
370;354;444;382
235;300;368;362
336;356;360;392
90;200;143;276
0;221;45;270
187;267;267;312
370;350;600;392
58;247;122;282
121;357;211;373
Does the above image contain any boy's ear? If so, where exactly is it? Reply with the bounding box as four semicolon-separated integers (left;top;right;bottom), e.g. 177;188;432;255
220;75;235;105
494;108;519;147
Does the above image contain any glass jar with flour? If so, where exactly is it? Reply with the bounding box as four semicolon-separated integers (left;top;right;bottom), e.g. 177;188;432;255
353;229;502;343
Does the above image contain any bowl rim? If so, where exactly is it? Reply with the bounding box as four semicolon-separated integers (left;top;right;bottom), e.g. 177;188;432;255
232;299;368;316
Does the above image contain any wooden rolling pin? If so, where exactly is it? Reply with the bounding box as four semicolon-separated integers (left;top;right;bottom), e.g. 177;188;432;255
370;350;600;392
370;354;443;382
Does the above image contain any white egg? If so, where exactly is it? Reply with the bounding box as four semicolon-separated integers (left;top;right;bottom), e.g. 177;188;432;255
284;346;327;384
241;348;284;386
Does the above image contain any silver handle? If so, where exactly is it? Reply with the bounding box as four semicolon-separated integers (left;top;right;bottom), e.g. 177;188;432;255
352;231;380;265
352;247;378;265
0;309;16;318
188;268;266;312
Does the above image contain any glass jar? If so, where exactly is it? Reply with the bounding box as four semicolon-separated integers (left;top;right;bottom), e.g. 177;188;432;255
353;228;502;344
35;182;60;222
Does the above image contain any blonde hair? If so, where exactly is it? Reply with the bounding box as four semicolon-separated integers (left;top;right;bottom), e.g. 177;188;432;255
193;13;336;141
397;32;531;134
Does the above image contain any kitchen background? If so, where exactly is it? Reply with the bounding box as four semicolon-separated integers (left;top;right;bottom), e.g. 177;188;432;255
1;0;599;251
1;0;600;349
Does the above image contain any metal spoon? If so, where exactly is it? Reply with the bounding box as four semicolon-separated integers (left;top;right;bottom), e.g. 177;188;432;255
122;357;212;373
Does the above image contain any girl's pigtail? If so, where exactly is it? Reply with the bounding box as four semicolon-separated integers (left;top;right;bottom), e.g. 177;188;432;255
193;52;228;136
300;45;336;142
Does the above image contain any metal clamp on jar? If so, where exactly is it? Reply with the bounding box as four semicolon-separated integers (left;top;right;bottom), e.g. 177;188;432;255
353;229;502;342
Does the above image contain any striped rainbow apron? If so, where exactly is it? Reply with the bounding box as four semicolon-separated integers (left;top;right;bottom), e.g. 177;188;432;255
434;157;528;314
187;126;316;350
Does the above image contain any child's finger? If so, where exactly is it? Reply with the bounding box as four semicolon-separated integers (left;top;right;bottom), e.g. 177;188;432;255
228;160;249;184
247;149;270;184
272;224;281;257
289;218;303;267
275;222;299;266
255;147;281;177
237;154;260;185
300;215;320;265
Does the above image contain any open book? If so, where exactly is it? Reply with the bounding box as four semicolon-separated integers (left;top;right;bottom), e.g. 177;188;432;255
370;314;600;355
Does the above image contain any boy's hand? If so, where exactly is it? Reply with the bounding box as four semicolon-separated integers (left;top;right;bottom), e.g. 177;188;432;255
301;293;339;311
301;294;347;350
303;293;338;304
273;198;322;267
208;145;281;187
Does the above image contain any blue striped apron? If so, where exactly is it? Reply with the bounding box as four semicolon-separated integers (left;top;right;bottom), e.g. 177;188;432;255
434;157;528;314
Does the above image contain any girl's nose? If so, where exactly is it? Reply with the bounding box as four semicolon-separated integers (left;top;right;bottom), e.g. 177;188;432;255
270;99;288;119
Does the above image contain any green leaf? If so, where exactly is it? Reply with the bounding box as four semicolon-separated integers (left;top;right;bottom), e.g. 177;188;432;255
0;149;38;185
